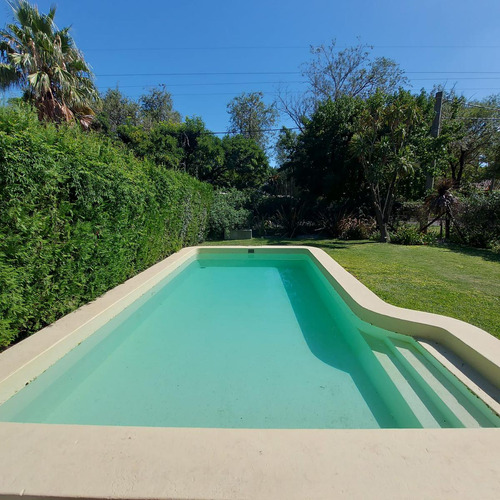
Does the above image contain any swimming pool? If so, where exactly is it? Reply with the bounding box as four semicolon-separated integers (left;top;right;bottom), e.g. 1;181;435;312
0;248;498;428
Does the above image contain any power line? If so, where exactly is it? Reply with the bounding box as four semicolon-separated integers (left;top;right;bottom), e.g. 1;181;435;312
82;44;500;52
85;46;310;52
154;91;303;97
373;45;500;49
97;80;307;89
198;127;301;136
464;103;500;111
411;77;500;81
453;88;500;91
94;78;500;91
94;89;500;99
97;88;500;97
96;71;301;77
95;70;500;78
452;117;500;120
406;71;500;74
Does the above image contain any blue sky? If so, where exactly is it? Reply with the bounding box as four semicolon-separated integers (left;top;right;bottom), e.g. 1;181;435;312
2;0;500;132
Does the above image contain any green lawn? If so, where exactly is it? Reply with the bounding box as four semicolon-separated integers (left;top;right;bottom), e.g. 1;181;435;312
203;237;500;339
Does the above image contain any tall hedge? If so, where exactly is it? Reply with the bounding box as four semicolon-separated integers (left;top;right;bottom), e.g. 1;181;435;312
0;107;212;348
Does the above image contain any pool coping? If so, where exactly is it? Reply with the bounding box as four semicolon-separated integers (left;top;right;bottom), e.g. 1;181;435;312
0;245;499;499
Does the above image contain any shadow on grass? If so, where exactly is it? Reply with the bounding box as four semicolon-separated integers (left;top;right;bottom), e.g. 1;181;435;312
309;240;379;251
251;234;500;263
247;235;380;251
433;242;500;264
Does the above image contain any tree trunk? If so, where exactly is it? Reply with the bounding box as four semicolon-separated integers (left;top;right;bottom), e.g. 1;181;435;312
369;184;390;242
379;222;390;242
456;149;467;188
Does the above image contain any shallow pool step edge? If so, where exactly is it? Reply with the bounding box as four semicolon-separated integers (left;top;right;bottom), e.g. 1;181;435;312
394;341;499;427
360;331;463;428
371;349;442;428
382;339;468;428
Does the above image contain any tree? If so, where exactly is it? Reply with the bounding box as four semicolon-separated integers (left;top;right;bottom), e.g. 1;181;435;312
0;0;99;127
116;116;227;183
227;91;278;150
351;90;429;242
275;88;313;132
96;88;140;134
439;93;498;188
483;130;500;190
97;85;181;134
139;84;181;129
178;117;225;184
284;96;365;203
222;135;270;189
275;126;299;170
305;41;408;101
423;179;459;240
278;40;408;128
117;121;183;169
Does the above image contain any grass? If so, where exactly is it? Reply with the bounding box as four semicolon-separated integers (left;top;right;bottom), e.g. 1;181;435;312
203;237;500;339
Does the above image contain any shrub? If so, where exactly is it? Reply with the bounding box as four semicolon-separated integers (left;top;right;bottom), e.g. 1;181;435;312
248;192;282;237
391;200;429;227
313;200;374;238
0;106;212;348
453;192;500;249
490;240;500;254
338;215;375;240
316;202;349;237
250;193;315;237
274;197;306;237
390;224;425;245
207;188;251;239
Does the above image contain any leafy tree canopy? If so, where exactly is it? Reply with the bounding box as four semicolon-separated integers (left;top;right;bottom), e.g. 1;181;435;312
275;127;299;170
139;84;181;129
221;134;271;190
350;90;431;241
96;88;140;134
437;91;500;187
227;91;278;150
284;96;365;203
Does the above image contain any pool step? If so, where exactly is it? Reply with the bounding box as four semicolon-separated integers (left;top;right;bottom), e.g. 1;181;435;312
370;346;446;428
360;329;498;428
337;320;423;427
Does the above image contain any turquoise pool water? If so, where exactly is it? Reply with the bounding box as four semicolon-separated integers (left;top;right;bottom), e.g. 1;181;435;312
0;252;498;428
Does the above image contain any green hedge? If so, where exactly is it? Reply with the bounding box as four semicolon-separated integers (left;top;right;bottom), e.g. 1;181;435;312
0;107;212;348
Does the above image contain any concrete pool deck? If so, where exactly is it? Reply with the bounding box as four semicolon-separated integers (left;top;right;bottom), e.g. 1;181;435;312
1;423;499;499
0;246;499;499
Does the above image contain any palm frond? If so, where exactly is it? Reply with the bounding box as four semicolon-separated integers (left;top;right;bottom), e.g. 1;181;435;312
0;62;20;89
1;0;100;126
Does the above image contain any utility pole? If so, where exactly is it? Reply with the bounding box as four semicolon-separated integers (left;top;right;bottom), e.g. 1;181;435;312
426;91;443;191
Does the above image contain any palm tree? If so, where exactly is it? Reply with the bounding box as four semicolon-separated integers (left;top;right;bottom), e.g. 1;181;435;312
0;0;99;128
422;178;465;241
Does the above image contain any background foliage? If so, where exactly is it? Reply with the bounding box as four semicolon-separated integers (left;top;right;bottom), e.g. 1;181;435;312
207;188;252;240
453;191;500;249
